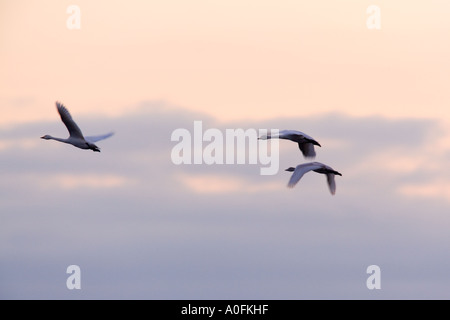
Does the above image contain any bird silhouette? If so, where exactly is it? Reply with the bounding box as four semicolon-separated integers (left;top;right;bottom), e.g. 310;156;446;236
259;129;321;158
285;162;342;195
41;101;114;152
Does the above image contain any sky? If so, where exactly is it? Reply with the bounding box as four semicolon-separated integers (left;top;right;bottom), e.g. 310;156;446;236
1;0;450;299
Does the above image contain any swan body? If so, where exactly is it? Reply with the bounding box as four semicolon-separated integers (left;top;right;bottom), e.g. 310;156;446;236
285;162;342;195
41;101;114;152
259;129;321;158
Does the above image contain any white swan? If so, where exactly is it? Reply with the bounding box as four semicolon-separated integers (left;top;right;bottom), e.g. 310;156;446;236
41;101;114;152
285;162;342;195
259;129;321;158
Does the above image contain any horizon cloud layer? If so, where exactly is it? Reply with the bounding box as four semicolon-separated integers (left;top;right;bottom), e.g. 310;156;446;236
1;102;450;299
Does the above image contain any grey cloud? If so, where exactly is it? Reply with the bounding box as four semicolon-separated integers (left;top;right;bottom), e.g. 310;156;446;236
1;101;450;299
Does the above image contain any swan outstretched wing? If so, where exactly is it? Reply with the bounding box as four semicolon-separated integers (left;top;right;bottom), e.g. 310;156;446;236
287;162;323;188
85;132;114;143
259;130;310;140
279;130;316;141
326;173;337;195
56;102;84;139
298;142;316;158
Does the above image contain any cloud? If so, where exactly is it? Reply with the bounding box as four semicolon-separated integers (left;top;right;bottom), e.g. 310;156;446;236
0;138;41;151
177;173;279;194
47;173;135;189
2;101;450;299
398;180;450;202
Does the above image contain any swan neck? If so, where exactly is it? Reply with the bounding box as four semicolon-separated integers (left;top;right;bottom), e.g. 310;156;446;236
49;136;70;143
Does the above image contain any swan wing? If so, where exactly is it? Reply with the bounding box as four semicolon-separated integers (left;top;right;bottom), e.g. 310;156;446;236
287;162;323;188
260;130;314;141
259;130;306;140
56;102;84;139
85;132;115;143
326;173;337;195
298;142;316;158
279;130;314;140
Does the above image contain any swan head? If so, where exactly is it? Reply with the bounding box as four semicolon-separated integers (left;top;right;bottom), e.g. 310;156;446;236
285;167;296;172
40;135;52;140
88;143;101;152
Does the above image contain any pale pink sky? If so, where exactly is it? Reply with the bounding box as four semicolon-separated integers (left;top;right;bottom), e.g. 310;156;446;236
1;0;450;125
3;1;450;299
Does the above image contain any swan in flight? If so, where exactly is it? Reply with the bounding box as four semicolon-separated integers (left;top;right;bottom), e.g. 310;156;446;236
285;162;342;195
259;130;321;158
41;101;114;152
